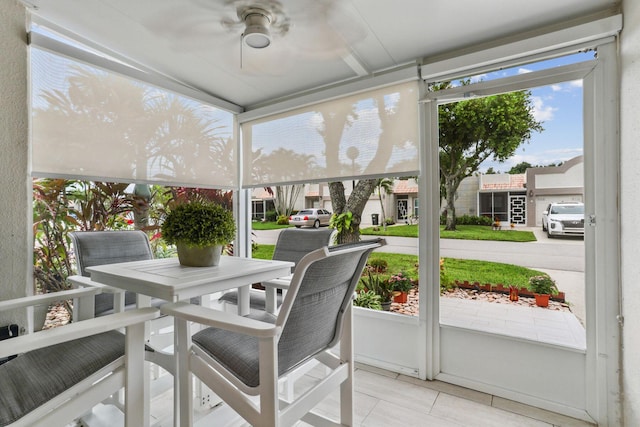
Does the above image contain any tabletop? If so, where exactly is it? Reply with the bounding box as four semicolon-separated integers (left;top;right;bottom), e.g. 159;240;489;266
86;256;294;302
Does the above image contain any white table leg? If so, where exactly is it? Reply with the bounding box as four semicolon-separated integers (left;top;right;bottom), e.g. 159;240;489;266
237;285;250;316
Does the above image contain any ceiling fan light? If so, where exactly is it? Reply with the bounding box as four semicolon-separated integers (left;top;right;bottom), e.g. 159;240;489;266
243;25;271;48
242;10;272;49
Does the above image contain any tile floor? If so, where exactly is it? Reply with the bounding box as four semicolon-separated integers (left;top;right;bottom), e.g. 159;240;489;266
140;361;595;427
84;298;590;426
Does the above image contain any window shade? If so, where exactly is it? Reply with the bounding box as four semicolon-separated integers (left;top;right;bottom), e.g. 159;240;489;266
30;47;237;189
241;81;419;188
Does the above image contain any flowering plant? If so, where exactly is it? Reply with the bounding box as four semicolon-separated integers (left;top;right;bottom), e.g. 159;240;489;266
388;271;414;293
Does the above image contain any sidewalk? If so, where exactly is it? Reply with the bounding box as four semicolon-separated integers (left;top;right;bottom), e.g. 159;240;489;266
440;297;586;350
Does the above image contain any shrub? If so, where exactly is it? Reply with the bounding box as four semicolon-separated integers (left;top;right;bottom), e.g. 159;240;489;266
276;215;289;225
368;258;388;273
264;210;277;222
439;258;454;293
439;214;493;226
384;217;395;225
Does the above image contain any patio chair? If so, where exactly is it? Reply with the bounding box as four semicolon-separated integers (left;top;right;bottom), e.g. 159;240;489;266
69;230;157;317
0;288;159;427
218;227;334;313
161;238;385;427
67;230;176;409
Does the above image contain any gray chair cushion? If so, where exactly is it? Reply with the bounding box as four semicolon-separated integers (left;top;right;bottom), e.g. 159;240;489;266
195;242;371;388
0;330;125;426
72;231;154;315
270;228;334;268
217;289;283;309
70;231;200;314
218;228;333;309
192;311;277;388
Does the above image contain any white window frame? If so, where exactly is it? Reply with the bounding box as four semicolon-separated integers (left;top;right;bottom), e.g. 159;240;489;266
420;47;620;425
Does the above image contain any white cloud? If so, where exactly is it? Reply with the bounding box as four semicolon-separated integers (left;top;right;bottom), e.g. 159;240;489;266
550;80;583;92
479;148;583;173
531;96;557;122
518;68;533;74
470;73;487;83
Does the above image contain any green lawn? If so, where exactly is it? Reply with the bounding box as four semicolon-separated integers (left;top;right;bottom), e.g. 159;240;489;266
252;244;544;288
360;224;536;242
251;221;292;230
253;222;536;243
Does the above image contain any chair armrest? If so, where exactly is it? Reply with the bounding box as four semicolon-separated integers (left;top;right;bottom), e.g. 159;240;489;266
0;307;160;359
0;287;102;312
68;275;124;294
261;275;293;291
161;301;279;338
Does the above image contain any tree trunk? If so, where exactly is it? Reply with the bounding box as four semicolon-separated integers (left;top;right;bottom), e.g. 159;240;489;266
378;193;387;231
444;176;458;231
133;184;151;230
329;179;377;244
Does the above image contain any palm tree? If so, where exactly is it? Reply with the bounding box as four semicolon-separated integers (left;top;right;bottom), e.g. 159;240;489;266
376;178;394;230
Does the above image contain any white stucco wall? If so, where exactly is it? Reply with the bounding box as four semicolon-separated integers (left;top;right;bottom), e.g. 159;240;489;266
620;0;640;424
0;1;29;327
534;162;584;189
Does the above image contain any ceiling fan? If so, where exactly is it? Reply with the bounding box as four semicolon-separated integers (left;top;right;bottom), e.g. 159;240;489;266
144;0;367;74
220;1;290;49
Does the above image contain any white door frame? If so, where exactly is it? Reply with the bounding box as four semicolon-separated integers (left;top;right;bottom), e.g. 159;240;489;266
421;49;620;424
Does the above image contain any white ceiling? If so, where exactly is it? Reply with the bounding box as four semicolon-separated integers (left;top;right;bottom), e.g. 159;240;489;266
22;0;618;110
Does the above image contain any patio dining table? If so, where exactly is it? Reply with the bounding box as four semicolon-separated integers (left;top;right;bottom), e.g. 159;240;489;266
86;255;294;426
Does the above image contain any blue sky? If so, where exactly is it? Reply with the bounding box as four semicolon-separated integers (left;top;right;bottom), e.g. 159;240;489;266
474;52;592;173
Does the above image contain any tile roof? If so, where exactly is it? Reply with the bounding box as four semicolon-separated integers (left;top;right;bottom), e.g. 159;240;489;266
393;180;419;194
481;174;526;190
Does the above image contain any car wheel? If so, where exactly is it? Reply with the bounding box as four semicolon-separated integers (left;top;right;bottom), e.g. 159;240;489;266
295;225;301;228
547;229;553;238
313;220;320;228
542;222;547;232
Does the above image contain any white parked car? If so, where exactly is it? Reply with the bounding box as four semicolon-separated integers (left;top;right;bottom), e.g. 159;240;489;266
541;201;584;238
288;208;332;228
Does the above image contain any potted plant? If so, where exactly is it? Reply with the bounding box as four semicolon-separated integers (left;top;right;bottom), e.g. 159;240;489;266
359;270;394;310
353;290;383;310
388;271;413;303
161;201;236;267
527;274;559;307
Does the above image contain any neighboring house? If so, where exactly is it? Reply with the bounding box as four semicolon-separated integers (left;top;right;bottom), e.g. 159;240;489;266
251;179;417;225
451;156;584;227
525;156;584;227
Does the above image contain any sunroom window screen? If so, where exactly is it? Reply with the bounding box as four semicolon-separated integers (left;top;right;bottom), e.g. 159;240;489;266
30;47;237;188
241;81;419;187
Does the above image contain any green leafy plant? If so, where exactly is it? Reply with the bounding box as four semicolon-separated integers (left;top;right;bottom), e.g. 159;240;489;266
527;274;559;295
276;215;289;225
353;290;383;310
162;201;236;248
329;211;353;244
359;270;393;302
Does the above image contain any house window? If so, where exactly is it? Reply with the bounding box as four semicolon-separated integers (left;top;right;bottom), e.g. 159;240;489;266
413;198;419;218
479;192;508;222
